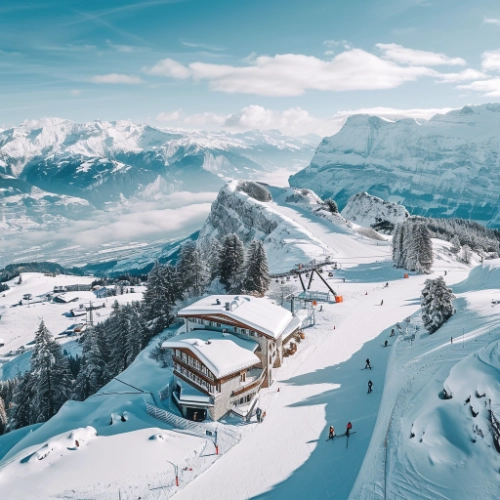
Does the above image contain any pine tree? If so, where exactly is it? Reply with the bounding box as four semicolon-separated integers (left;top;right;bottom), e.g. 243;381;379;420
29;320;73;423
0;396;7;434
421;277;455;333
143;263;184;335
11;372;35;429
219;234;246;293
323;199;339;214
72;326;110;401
178;241;208;297
392;223;403;266
411;224;433;274
450;235;461;254
462;244;472;264
242;240;271;296
207;239;222;281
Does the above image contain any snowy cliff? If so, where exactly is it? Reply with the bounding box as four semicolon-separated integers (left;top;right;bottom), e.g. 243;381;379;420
341;192;408;231
197;181;335;273
289;104;500;227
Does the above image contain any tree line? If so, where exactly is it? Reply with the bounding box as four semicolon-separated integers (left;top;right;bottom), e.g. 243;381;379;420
0;234;271;434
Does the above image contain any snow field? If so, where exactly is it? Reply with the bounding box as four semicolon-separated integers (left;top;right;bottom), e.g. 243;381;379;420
0;273;146;374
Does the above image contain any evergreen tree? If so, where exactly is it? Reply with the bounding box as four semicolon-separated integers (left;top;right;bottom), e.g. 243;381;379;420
29;320;73;423
72;326;110;401
178;241;208;297
411;224;433;274
462;244;472;264
219;234;246;293
323;199;339;214
242;240;271;296
11;372;36;429
450;235;461;254
0;396;7;434
207;239;222;281
393;220;433;274
143;263;184;335
421;277;455;333
392;223;404;267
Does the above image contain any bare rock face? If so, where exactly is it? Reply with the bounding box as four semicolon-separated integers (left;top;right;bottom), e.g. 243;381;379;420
341;192;408;232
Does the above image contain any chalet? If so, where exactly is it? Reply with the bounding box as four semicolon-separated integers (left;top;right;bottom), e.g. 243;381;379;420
162;295;300;421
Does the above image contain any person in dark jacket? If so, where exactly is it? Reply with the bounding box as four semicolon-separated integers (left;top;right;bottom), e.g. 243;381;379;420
368;380;373;394
346;421;353;436
328;425;335;440
365;358;372;370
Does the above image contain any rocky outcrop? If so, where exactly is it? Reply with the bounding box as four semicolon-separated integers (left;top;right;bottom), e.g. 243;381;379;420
341;192;408;232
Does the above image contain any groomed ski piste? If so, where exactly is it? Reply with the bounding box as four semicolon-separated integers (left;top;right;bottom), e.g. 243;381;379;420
0;185;498;499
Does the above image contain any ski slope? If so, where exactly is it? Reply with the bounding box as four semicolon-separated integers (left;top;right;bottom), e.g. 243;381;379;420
174;200;471;500
0;195;494;499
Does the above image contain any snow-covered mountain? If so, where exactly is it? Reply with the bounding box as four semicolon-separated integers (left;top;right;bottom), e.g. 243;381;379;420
341;192;409;230
289;103;500;227
0;118;318;207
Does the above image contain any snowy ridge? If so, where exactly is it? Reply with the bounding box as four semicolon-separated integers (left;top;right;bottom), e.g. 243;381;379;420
289;103;500;227
0;118;317;207
197;181;334;273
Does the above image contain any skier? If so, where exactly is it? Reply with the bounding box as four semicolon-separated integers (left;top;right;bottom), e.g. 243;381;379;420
444;270;447;276
343;278;346;283
385;282;389;287
328;425;335;440
256;407;262;423
390;328;395;337
319;305;323;312
346;421;353;437
365;358;372;370
380;299;384;306
368;380;373;394
384;340;389;347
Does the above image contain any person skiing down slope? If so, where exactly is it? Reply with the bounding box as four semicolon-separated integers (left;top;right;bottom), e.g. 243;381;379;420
380;299;384;306
365;358;372;370
384;340;389;347
368;380;373;394
346;422;353;437
328;425;335;440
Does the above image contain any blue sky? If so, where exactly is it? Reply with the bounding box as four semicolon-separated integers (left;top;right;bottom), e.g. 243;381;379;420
2;0;500;135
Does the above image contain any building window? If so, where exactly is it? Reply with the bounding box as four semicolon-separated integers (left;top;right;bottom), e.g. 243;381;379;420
216;384;221;393
182;352;188;363
250;331;255;337
175;349;181;358
216;322;221;327
240;373;246;383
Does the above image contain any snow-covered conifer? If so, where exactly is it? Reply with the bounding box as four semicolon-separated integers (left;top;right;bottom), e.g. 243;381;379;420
0;396;7;434
11;372;35;428
421;277;455;333
207;239;222;281
179;241;208;297
461;244;472;264
411;223;433;274
219;234;246;293
450;235;461;254
29;320;73;423
72;326;110;401
143;263;184;335
242;240;271;296
323;199;339;214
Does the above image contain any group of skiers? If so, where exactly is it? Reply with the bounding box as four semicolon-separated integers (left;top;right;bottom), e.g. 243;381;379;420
328;421;353;440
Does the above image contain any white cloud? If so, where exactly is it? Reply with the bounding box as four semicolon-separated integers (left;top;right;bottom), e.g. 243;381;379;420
323;39;352;52
146;58;192;79
70;89;81;96
147;50;436;96
481;49;500;71
90;73;144;84
457;78;500;96
376;43;466;66
435;68;487;83
483;17;500;26
156;109;184;121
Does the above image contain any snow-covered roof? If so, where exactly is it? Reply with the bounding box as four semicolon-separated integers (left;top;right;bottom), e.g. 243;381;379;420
162;330;260;379
178;295;293;339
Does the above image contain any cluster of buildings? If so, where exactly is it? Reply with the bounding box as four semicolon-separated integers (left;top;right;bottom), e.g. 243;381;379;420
162;295;301;421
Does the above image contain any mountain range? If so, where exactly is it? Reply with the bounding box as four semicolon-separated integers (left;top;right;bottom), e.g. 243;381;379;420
1;117;318;208
290;103;500;227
